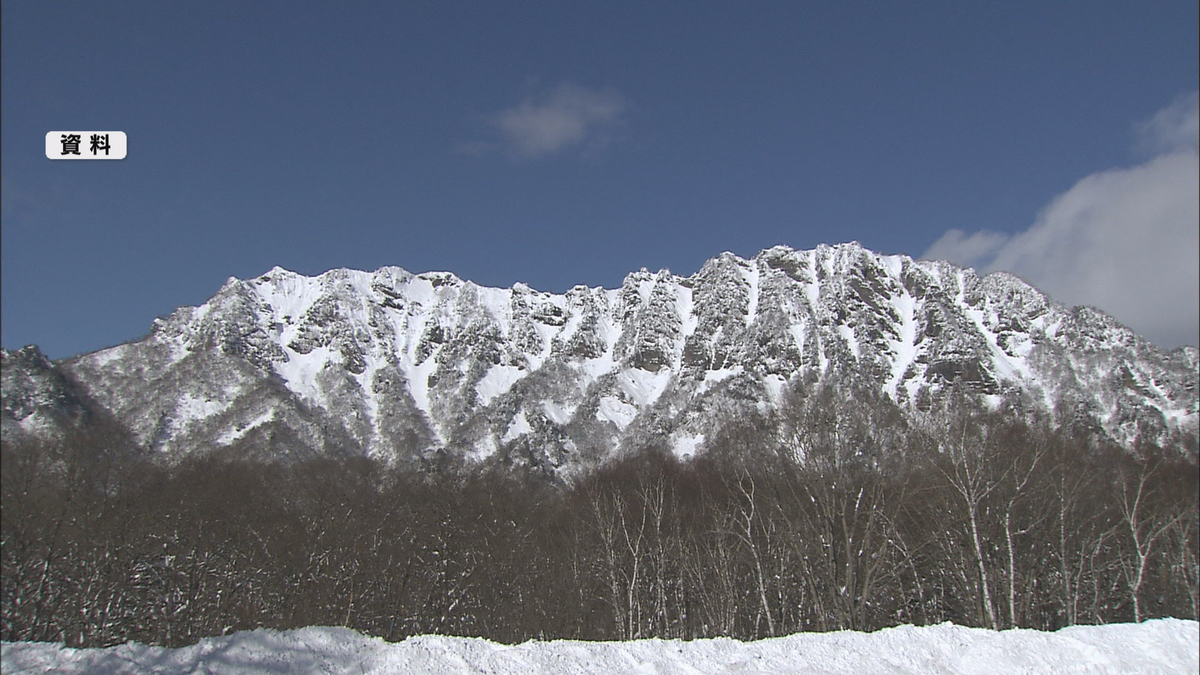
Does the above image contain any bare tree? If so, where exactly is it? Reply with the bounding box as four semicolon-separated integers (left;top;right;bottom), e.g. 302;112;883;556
1114;454;1189;622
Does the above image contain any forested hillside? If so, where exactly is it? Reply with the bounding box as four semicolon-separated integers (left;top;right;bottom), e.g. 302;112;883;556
3;387;1195;649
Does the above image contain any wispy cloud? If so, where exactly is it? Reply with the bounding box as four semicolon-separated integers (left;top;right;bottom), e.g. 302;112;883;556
1135;91;1199;157
923;92;1199;350
471;83;627;160
922;229;1010;270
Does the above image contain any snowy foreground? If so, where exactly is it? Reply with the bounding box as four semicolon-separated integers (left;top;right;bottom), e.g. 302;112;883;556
3;620;1197;674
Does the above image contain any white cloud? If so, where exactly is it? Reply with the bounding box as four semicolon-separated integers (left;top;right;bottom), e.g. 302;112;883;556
1135;91;1199;157
921;229;1009;269
922;92;1199;350
484;84;626;159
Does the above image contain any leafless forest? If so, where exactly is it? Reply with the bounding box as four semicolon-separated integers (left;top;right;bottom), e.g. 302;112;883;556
3;388;1197;648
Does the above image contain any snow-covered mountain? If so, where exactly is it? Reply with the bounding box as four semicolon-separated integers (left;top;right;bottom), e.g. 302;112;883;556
3;243;1196;470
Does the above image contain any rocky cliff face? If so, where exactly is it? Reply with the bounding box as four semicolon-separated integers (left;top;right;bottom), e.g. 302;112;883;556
3;243;1196;471
2;345;95;440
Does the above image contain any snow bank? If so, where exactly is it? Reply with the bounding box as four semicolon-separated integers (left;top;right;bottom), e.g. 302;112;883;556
3;619;1196;674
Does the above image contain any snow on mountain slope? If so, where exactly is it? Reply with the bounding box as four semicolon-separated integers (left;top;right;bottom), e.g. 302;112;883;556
3;619;1196;675
4;243;1196;469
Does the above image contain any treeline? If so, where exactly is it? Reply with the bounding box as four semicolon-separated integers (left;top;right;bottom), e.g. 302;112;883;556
2;392;1197;648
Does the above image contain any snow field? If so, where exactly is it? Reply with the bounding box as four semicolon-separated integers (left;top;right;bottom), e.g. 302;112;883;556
597;395;638;429
3;619;1196;675
670;432;705;458
617;367;672;407
475;364;526;406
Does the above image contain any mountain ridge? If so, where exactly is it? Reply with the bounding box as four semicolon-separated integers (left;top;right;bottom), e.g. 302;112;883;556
3;242;1196;472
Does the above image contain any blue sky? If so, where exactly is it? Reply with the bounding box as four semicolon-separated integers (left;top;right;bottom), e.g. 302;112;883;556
3;1;1197;358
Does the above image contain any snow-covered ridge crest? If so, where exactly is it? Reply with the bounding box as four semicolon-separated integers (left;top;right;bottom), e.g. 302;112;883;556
6;242;1195;469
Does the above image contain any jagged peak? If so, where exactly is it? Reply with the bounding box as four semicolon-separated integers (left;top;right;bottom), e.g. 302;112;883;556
0;344;50;366
260;265;299;279
371;265;412;278
832;240;866;251
1170;344;1199;365
756;244;796;257
315;268;363;283
621;268;657;286
415;271;463;287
